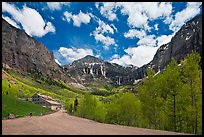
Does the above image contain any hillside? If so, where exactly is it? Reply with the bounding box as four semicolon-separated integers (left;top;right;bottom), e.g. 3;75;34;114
2;18;77;84
2;94;53;119
1;8;202;135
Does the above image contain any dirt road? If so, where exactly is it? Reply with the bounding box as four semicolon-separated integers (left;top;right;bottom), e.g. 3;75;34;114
2;110;189;135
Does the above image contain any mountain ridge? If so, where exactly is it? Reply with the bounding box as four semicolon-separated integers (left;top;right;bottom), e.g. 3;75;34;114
2;18;77;84
2;13;202;87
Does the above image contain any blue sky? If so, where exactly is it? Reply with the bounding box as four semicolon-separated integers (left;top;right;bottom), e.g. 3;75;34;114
2;2;202;67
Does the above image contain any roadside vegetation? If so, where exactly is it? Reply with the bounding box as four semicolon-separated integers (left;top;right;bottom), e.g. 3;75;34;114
2;51;201;134
66;51;202;135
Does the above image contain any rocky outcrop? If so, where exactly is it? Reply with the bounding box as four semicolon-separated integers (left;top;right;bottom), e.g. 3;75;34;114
2;18;76;83
149;14;202;72
2;13;202;87
64;14;202;85
63;55;137;85
130;14;202;80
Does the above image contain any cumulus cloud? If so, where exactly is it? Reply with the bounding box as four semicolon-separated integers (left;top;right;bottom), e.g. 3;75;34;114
91;19;117;49
137;35;156;47
124;29;146;39
111;32;173;67
112;32;174;67
121;25;175;67
111;54;120;60
156;34;173;47
97;2;118;21
58;47;94;63
2;2;55;37
93;33;116;50
115;2;173;30
95;2;173;31
47;2;70;11
110;45;159;67
124;28;157;47
2;15;20;29
169;2;202;33
63;11;91;27
95;20;115;34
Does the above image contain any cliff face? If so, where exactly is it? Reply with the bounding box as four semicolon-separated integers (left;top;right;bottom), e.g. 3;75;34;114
130;14;202;81
149;14;202;72
2;19;76;83
64;14;202;85
2;14;202;87
63;55;137;85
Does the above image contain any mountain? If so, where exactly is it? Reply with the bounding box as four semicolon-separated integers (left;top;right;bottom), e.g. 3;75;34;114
2;13;202;88
63;55;137;85
149;14;202;72
2;18;76;84
64;14;202;85
129;14;202;81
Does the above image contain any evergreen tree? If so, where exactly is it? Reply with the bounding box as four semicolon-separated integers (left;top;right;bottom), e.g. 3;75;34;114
74;98;78;111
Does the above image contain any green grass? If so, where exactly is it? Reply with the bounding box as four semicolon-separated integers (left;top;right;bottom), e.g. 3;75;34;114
2;69;80;102
2;68;133;120
2;94;53;119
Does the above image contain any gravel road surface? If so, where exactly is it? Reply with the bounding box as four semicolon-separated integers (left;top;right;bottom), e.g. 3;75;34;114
2;110;190;135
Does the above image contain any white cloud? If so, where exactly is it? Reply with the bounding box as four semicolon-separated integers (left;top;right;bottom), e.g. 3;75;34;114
2;15;20;29
143;2;172;20
47;2;70;11
115;2;173;30
169;2;202;33
63;11;72;22
91;19;117;49
111;33;174;67
58;47;94;63
111;54;120;60
110;45;159;67
93;33;116;50
137;35;156;47
124;29;146;39
72;11;91;27
63;11;91;27
2;2;55;37
98;2;118;21
95;20;115;34
156;34;173;47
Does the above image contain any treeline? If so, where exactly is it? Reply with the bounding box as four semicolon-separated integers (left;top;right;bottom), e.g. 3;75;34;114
67;51;202;135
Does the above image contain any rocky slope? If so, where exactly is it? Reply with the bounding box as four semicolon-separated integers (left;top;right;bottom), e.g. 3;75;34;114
129;14;202;81
63;55;137;85
2;18;76;84
2;13;202;87
64;14;202;85
149;14;202;72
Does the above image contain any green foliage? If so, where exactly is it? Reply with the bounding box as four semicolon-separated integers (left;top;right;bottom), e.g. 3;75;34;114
106;92;141;126
71;51;200;134
75;93;106;123
137;51;202;134
1;51;202;135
